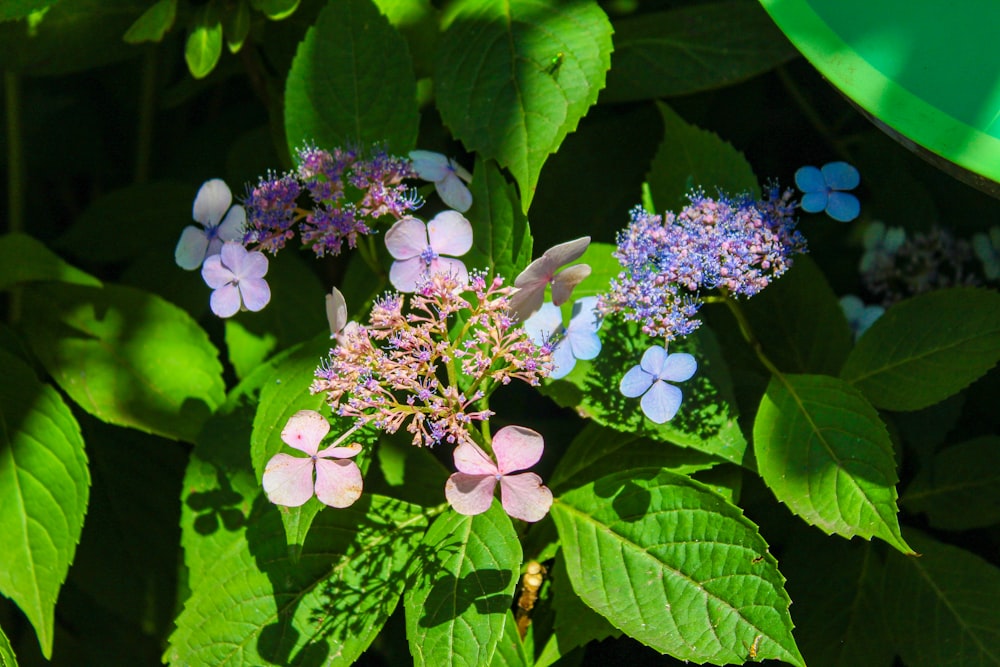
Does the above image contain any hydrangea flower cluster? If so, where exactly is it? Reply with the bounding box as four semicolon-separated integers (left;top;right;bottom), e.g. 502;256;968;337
601;187;806;340
311;272;553;449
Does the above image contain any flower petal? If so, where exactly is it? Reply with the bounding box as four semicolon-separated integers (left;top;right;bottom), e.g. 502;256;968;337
521;302;563;346
799;191;829;214
567;328;601;362
314;459;363;508
619;364;653;398
821;161;860;190
281;409;330;455
493;425;544;474
389;257;425;292
201;254;233;289
316;442;362;459
550;264;591;306
639;345;668;376
193;179;232;227
217;205;246;242
210;284;242;318
236;249;269;280
219;241;247;271
549;339;577;380
825;192;860;222
839;294;864;322
436;173;472;212
326;287;348;337
409;150;450;181
499;473;553;522
453;441;499;475
428;210;473;256
262;453;315;507
509;284;546;322
238;277;271;312
640;379;683;424
430;256;469;286
568;297;602;332
385;217;429;260
175;226;210;270
658;352;697;383
445;472;497;515
514;256;553;290
541;236;590;268
794;166;824;194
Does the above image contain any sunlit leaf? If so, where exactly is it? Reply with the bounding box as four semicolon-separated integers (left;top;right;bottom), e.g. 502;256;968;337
0;233;100;290
123;0;176;43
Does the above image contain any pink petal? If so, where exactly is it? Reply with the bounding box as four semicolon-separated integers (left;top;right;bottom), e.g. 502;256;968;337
316;442;362;459
550;264;591;306
428;211;473;256
210;284;242;318
175;226;210;270
314;459;363;508
236;249;269;280
193;179;232;227
262;453;316;507
445;472;498;516
492;425;544;474
514;256;554;290
389;257;425;292
509;284;545;322
326;287;348;337
430;256;469;285
541;236;590;268
219;241;247;270
385;217;429;260
238;277;271;312
201;254;233;289
281;410;330;455
453;441;499;475
499;473;553;522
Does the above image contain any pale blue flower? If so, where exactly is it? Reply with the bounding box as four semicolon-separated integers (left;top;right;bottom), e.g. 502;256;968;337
839;295;884;341
973;226;1000;280
860;221;906;273
522;297;602;380
175;179;246;270
619;345;697;424
795;162;860;222
409;150;473;212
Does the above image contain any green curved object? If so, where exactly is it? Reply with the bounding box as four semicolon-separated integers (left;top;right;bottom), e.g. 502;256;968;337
759;0;1000;193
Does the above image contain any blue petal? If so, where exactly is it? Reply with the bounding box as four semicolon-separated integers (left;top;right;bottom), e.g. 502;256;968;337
549;339;577;380
821;162;860;190
522;302;563;346
794;166;825;193
800;191;829;214
620;365;653;398
568;329;602;361
639;344;668;376
658;352;697;383
639;380;682;424
825;192;860;222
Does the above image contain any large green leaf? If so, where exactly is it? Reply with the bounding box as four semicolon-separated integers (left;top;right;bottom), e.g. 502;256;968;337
463;158;534;282
539;320;748;465
435;0;613;212
646;101;759;211
902;436;1000;531
882;529;1000;667
551;468;803;665
841;287;1000;411
489;610;531;667
404;505;522;667
20;283;225;442
284;0;419;154
0;349;89;659
602;1;798;103
168;494;428;666
754;374;912;554
0;233;100;290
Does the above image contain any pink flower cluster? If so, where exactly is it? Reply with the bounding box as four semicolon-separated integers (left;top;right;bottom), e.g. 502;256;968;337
310;272;553;448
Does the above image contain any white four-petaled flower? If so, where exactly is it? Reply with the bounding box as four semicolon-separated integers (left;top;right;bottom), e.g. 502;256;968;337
384;212;473;292
175;179;246;270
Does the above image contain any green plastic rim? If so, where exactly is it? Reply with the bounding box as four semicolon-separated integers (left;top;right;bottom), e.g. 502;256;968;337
759;0;1000;192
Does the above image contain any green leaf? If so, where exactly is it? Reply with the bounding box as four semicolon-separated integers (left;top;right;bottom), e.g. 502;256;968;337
753;374;912;554
781;531;893;667
0;233;100;290
0;348;89;659
372;0;439;78
0;0;57;23
20;282;225;442
435;0;613;212
646;101;759;211
551;468;803;665
463;157;534;281
404;505;522;667
250;0;300;21
601;1;798;103
122;0;176;44
224;0;250;52
0;624;16;667
742;256;853;375
841;287;1000;411
490;610;531;667
168;494;428;666
284;0;419;155
185;10;222;79
902;436;1000;530
567;241;621;300
370;432;450;508
539;320;748;465
883;529;1000;667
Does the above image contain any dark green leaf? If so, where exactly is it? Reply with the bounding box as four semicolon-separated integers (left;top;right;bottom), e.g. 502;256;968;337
373;0;439;78
284;0;419;154
602;1;798;103
20;283;225;442
754;374;912;554
0;0;58;23
489;610;530;667
0;233;100;290
435;0;613;212
552;468;803;665
464;157;534;281
250;0;300;20
0;349;89;659
185;10;222;79
841;287;1000;411
224;0;250;52
646;101;759;211
902;436;1000;530
122;0;176;44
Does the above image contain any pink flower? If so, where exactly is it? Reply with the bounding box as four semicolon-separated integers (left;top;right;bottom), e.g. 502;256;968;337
384;212;473;292
409;150;473;212
201;241;271;317
510;237;592;321
262;410;363;508
444;425;553;522
175;179;246;270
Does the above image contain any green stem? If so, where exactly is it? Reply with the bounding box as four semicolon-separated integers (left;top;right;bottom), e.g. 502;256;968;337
722;295;783;379
134;48;158;184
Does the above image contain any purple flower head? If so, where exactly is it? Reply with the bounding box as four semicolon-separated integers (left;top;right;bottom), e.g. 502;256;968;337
795;162;860;222
619;345;697;424
201;241;271;317
444;425;553;522
511;237;592;321
385;212;473;292
839;295;884;341
242;172;301;254
175;179;246;270
262;410;363;508
522;297;602;380
409;150;473;212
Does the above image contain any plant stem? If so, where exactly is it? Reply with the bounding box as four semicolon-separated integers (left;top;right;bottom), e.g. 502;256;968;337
722;295;783;379
134;48;158;184
4;71;24;324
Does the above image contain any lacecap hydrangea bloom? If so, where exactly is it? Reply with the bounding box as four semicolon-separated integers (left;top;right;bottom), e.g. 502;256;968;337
201;241;271;317
620;345;697;424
